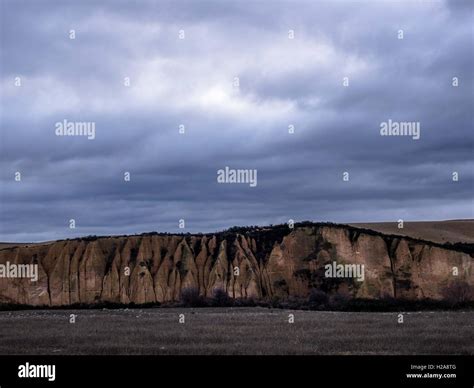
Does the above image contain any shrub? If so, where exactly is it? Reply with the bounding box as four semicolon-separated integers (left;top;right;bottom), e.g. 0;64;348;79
233;297;257;307
329;293;350;310
308;289;328;308
212;288;232;307
441;280;474;305
267;295;282;308
180;287;207;307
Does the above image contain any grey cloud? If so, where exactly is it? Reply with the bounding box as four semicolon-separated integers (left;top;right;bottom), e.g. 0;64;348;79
0;0;472;242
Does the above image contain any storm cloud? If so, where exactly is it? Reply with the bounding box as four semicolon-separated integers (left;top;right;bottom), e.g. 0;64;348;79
0;0;473;241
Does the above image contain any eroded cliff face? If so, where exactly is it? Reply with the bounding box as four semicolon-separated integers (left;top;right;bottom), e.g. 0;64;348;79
0;225;472;306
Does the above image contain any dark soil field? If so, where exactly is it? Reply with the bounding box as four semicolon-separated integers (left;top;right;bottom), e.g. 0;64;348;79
0;308;472;355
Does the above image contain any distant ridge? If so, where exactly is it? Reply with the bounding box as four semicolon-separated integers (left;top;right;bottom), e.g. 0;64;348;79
349;219;474;244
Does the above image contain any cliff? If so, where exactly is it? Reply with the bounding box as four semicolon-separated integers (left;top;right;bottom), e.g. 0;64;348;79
0;223;472;306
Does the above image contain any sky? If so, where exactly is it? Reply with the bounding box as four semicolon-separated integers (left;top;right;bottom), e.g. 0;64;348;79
0;0;473;242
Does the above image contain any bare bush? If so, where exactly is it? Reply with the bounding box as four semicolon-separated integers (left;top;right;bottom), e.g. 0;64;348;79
308;289;329;308
180;287;207;307
441;280;473;304
211;288;232;307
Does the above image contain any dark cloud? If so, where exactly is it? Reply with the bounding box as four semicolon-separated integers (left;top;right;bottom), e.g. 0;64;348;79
0;0;473;241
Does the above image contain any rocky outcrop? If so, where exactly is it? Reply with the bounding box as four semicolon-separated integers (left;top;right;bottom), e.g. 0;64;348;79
0;223;472;306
